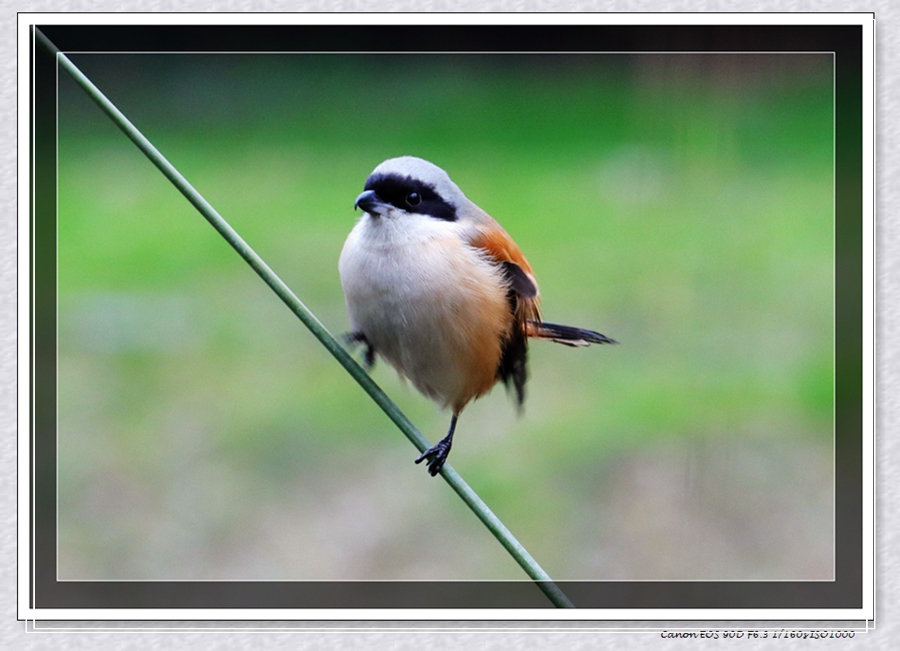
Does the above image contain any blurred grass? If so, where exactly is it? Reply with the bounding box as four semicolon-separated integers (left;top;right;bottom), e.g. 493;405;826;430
56;53;834;581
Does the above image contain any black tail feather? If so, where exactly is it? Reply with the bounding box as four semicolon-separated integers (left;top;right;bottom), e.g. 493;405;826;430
529;321;617;347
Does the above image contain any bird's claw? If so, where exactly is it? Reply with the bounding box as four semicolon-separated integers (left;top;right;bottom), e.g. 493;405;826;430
415;441;451;476
343;331;375;368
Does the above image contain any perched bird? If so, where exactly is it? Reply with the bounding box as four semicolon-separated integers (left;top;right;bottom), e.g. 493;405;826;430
339;156;615;476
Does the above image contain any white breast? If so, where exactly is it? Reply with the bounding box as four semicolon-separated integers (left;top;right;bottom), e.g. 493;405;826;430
338;212;510;411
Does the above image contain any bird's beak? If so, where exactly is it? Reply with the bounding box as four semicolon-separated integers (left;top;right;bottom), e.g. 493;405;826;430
354;190;385;216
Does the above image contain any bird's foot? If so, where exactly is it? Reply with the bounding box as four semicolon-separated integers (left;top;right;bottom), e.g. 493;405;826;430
415;438;452;476
343;331;375;368
415;414;458;477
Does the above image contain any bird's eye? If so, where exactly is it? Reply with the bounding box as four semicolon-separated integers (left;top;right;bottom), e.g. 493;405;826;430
406;192;421;206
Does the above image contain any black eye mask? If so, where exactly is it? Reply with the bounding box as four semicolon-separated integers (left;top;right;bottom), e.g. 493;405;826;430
364;173;458;222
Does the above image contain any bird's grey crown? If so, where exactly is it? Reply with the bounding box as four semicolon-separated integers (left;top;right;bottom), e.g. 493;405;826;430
360;156;468;222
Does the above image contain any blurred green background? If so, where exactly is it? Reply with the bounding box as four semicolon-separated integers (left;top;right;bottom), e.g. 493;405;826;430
56;53;834;581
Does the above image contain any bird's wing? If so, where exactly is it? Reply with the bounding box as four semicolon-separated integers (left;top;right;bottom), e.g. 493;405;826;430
466;226;540;309
466;226;541;407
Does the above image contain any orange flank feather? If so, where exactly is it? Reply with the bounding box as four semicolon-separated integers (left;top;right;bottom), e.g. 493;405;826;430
467;226;542;326
466;225;542;408
468;226;535;276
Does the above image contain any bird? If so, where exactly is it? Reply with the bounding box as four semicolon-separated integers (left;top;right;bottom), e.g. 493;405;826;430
338;156;615;476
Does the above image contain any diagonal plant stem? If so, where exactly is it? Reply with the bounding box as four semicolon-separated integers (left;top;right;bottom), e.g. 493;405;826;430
36;28;575;609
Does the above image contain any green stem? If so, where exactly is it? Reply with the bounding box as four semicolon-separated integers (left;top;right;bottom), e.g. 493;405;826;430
36;28;574;609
